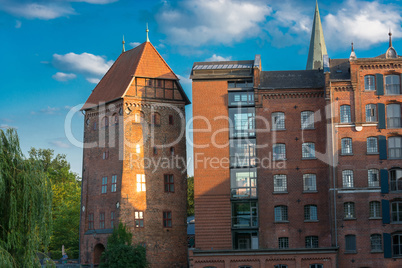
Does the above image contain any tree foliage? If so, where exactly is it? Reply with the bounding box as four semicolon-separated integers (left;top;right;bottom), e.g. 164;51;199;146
28;148;81;259
100;223;147;268
187;176;194;216
0;129;52;267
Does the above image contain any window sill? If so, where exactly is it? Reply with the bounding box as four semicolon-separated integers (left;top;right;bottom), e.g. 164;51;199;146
303;190;318;193
370;250;383;253
391;222;402;224
344;251;357;254
369;217;382;220
302;157;317;160
271;128;286;131
343;218;357;221
273;191;288;194
274;221;289;223
366;152;379;155
304;220;319;223
340;153;353;156
300;127;315;130
389;157;402;160
273;159;287;161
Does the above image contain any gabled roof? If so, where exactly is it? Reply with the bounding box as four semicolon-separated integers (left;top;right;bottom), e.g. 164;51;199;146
82;42;184;110
306;2;328;70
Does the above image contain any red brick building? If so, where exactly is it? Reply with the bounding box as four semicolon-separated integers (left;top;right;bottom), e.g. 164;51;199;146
79;37;190;267
189;3;402;268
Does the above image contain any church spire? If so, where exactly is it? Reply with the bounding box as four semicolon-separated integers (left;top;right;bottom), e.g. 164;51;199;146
122;35;125;53
146;23;150;42
306;1;328;70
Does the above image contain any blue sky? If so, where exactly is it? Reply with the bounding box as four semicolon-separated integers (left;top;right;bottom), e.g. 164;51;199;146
1;0;401;176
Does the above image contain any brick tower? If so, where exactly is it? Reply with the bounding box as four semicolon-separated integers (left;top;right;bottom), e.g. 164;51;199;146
79;35;190;267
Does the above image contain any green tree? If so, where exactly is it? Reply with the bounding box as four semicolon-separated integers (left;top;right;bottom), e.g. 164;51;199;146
0;129;52;267
100;223;147;268
187;176;194;216
28;148;81;259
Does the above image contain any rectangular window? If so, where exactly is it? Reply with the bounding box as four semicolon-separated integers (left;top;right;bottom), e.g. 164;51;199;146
163;211;172;228
389;137;402;159
111;175;117;192
273;175;287;192
88;213;94;230
136;174;146;192
233;231;258;250
391;202;402;222
340;105;351;123
305;236;319;248
385;75;401;95
367;137;378;153
393;234;402;256
304;205;318;221
344;202;355;219
229;107;255;138
366;104;377;122
342;170;354;188
273;143;286;160
371;234;382;252
368;169;379;187
390;169;402;191
272;112;285;130
228;91;254;106
230;168;257;199
345;235;357;252
164;174;174;193
278;237;289;249
135;211;144;228
301;111;314;129
230;139;256;167
103;150;109;160
302;142;315;158
370;201;381;218
99;212;105;229
365;75;375;91
274;206;288;222
101;177;107;194
387;104;401;128
303;174;317;191
341;138;353;155
111;211;115;228
232;202;258;228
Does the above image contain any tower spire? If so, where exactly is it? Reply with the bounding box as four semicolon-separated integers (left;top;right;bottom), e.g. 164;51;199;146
122;35;125;53
146;23;150;42
306;1;328;70
349;42;357;61
389;29;393;48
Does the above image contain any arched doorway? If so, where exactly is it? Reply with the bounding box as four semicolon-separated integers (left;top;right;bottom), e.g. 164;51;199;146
93;243;105;266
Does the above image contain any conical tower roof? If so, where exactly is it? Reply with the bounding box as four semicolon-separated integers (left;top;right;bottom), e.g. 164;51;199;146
306;1;328;70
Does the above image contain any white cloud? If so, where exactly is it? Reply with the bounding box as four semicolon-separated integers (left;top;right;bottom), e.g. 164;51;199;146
0;1;75;20
39;106;60;115
0;0;117;20
52;72;77;82
15;20;21;28
0;124;17;129
52;52;113;83
49;139;71;148
156;0;272;46
177;74;191;85
323;0;402;49
129;42;141;48
205;54;232;62
86;77;100;84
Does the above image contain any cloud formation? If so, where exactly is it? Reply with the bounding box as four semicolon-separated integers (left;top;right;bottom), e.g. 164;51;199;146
205;54;232;62
52;72;77;82
49;139;71;148
323;0;402;50
156;0;272;46
0;0;116;20
129;42;141;48
52;52;113;83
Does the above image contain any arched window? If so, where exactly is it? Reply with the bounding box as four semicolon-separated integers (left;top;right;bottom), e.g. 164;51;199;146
340;105;351;123
302;142;315;158
305;236;318;248
369;201;381;218
371;234;382;252
274;205;288;221
368;169;379;187
272;112;285;130
341;138;353;154
365;104;377;122
303;174;317;191
152;112;161;125
344;202;355;219
364;75;375;91
367;137;378;153
342;170;354;188
301;111;314;129
135;111;145;123
304;205;317;221
273;175;287;192
102;116;109;128
385;74;401;95
390;168;402;191
387;104;401;128
392;233;402;256
389;137;402;159
113;113;118;125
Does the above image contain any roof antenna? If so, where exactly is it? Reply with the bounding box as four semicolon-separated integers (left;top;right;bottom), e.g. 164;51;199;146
122;35;125;53
146;23;150;42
